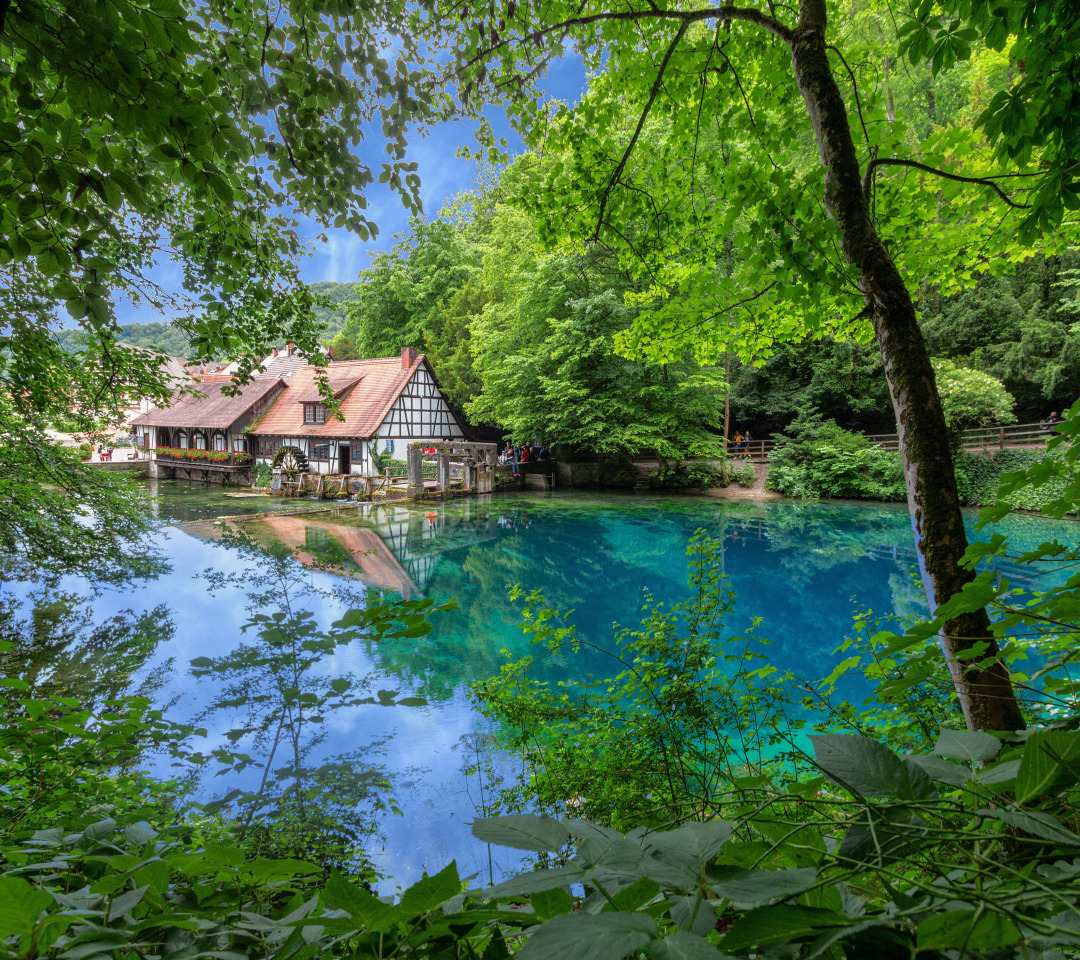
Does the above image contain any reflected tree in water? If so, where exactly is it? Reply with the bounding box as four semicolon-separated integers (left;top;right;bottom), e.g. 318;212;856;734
0;587;175;710
191;528;449;879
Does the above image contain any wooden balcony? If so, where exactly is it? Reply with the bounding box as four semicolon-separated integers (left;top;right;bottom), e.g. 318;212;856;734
153;449;253;471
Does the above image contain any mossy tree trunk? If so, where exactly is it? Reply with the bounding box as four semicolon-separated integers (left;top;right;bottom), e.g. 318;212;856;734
788;0;1024;732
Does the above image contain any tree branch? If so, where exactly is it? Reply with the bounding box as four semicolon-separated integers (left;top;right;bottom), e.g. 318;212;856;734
530;5;794;45
826;44;871;158
863;157;1031;209
590;20;688;243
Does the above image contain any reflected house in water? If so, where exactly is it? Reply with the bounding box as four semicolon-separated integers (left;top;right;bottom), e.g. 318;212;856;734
185;501;497;596
250;347;465;476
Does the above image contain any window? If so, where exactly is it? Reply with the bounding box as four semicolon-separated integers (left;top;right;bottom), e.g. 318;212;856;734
351;442;364;462
386;438;395;453
178;432;188;449
141;432;150;448
303;404;326;425
213;433;226;451
311;443;331;460
256;438;280;458
195;433;206;450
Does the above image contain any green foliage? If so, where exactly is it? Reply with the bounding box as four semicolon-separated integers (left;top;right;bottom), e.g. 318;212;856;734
931;357;1016;435
955;447;1072;509
473;535;800;830
765;416;906;502
650;461;726;491
921;253;1080;420
898;0;1080;237
250;460;272;488
0;403;164;586
727;464;757;488
466;194;724;458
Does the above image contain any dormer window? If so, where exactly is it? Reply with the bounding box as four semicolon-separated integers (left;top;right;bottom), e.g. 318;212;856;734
303;403;326;425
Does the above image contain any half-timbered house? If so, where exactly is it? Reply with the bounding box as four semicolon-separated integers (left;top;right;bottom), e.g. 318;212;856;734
249;347;464;475
132;378;287;482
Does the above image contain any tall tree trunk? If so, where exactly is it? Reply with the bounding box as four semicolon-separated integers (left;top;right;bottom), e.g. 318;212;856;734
883;54;897;122
787;0;1024;732
724;353;731;444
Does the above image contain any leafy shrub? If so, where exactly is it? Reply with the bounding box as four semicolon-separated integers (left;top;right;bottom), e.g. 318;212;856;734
78;442;92;461
251;461;272;487
766;415;906;501
727;463;757;487
473;536;804;830
932;356;1016;434
650;460;725;490
956;446;1072;508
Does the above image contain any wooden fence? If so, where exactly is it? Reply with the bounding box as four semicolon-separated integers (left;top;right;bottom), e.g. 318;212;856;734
863;422;1057;453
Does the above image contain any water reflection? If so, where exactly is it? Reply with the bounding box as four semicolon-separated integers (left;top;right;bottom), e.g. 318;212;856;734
186;529;447;880
0;588;175;708
52;486;1080;890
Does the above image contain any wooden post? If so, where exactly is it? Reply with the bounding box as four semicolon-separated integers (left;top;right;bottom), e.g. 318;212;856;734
406;445;424;496
999;427;1005;450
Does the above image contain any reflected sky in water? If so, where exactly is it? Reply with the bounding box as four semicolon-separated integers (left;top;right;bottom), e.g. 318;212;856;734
23;483;1080;891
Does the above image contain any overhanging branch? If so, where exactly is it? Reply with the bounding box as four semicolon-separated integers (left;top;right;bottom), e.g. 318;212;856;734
590;20;687;243
862;157;1030;209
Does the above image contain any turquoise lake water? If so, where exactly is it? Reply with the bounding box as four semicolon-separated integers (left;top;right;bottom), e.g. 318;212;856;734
22;481;1080;891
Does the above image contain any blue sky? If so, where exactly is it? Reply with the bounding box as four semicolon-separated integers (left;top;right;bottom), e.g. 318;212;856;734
114;56;587;326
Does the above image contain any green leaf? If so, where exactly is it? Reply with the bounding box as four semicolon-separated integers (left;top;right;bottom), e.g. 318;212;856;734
721;905;849;953
108;885;148;921
532;887;573;920
472;815;570;852
981;809;1080;847
0;877;53;938
917;909;1020;952
1016;730;1080;803
710;868;818;908
517;912;657;960
83;818;118;841
975;759;1021;784
669;896;716;937
933;729;1001;763
810;735;936;800
608;877;660;912
481;864;591;899
903;755;970;786
836;808;929;868
648;932;726;960
398;862;460;916
323;870;397;930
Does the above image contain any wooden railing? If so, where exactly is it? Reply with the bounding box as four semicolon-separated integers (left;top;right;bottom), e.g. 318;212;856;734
722;439;777;460
863;421;1057;452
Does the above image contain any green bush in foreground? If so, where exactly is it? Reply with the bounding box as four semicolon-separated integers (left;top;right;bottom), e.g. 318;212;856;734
2;717;1078;960
766;416;906;501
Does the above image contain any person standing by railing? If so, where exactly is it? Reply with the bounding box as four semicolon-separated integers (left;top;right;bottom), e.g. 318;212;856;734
1041;411;1065;432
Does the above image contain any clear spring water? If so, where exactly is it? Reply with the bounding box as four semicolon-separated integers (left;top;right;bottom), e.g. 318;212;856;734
18;481;1080;891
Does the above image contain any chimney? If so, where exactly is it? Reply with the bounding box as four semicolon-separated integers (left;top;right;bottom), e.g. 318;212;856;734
401;346;418;369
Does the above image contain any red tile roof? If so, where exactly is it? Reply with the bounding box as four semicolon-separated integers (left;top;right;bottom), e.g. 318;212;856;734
250;356;424;439
131;378;286;429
